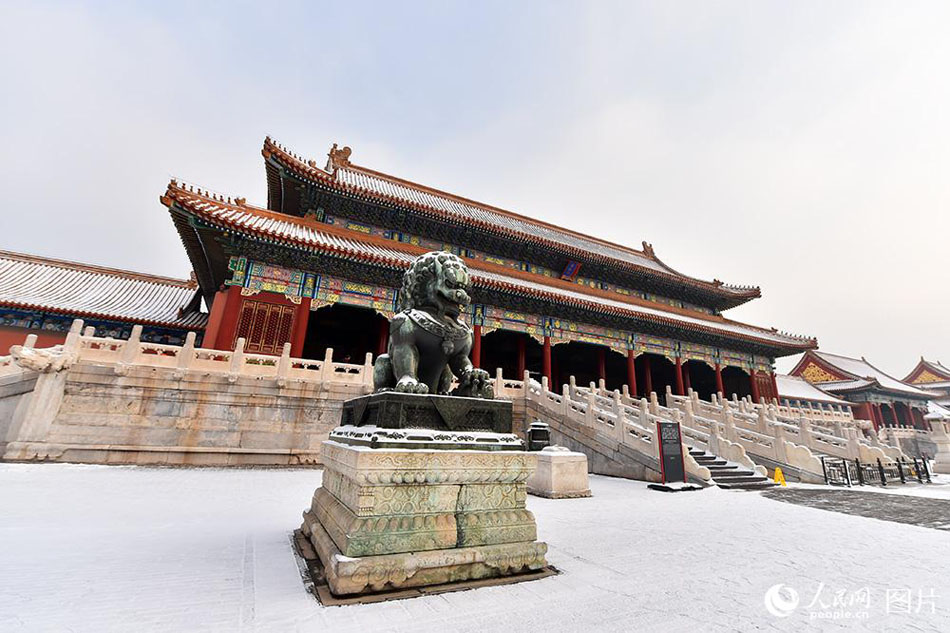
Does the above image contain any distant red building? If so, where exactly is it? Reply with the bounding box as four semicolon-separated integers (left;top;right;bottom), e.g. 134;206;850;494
903;358;950;403
0;250;206;353
790;351;932;431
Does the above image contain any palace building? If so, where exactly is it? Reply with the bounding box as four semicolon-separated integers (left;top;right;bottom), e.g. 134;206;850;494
157;137;815;401
790;350;934;431
903;358;950;404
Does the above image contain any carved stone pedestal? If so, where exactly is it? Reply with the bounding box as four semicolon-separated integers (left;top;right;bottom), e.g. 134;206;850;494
300;440;548;596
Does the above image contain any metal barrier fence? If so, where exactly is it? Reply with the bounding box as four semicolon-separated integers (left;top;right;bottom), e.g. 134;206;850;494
821;456;932;487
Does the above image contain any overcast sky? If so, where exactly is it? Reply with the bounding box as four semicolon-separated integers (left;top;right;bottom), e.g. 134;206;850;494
1;1;947;376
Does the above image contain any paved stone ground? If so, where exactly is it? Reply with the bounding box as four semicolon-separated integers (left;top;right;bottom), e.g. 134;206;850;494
1;465;949;632
763;487;950;531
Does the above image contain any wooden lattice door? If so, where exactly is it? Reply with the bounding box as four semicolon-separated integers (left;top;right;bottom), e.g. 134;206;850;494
233;299;295;355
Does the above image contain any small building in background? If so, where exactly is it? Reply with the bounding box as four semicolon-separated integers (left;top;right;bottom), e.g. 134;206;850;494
790;350;932;432
903;358;950;405
0;250;206;353
774;373;859;428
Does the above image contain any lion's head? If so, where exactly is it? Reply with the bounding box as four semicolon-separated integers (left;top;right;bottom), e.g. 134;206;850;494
399;251;471;318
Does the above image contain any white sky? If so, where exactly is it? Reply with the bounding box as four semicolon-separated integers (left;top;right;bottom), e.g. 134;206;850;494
1;1;947;376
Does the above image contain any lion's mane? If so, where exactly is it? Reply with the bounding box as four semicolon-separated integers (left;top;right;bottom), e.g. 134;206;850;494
398;251;465;311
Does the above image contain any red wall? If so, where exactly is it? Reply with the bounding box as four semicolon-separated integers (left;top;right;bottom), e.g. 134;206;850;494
0;326;67;354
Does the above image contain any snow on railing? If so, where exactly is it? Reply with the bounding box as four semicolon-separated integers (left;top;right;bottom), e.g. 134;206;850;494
513;371;711;482
4;319;375;390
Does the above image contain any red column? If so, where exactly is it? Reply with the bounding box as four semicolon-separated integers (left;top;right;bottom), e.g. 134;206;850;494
597;347;606;383
862;403;879;432
873;403;886;428
542;336;552;385
674;358;685;396
749;370;761;402
375;317;389;357
203;288;229;348
516;335;526;378
626;350;638;397
888;403;900;427
471;324;482;368
715;363;724;396
289;297;312;358
213;285;245;350
770;372;779;403
643;355;653;396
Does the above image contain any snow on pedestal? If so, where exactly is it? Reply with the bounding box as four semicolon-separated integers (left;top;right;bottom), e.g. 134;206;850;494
526;446;592;499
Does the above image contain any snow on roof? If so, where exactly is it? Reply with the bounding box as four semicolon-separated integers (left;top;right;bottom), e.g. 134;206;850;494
906;358;950;383
813;351;934;397
0;250;206;329
263;138;761;301
926;401;950;421
776;374;852;405
163;183;814;351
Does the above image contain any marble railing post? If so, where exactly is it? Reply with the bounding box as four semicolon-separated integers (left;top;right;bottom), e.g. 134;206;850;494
228;338;246;383
64;319;85;353
120;325;143;364
774;423;788;462
276;343;292;387
708;411;721;455
173;332;196;378
757;407;769;435
320;348;335;381
724;408;738;443
799;417;814;451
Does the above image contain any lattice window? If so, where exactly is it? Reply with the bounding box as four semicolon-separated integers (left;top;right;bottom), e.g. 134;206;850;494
234;299;296;355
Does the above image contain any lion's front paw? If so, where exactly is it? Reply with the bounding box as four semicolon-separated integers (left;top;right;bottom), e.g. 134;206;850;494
467;368;490;384
395;377;429;394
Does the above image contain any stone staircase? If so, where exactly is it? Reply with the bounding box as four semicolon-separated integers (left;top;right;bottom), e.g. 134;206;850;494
499;375;781;490
688;448;778;490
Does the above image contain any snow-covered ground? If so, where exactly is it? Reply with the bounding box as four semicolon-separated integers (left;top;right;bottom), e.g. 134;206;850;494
0;464;948;632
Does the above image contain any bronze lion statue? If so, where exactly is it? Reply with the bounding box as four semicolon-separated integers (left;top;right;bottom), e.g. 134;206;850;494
373;251;493;399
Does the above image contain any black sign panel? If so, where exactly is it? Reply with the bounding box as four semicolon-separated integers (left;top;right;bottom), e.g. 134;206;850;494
656;420;686;484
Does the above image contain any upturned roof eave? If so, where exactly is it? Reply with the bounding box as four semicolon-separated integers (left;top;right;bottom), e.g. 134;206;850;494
262;138;762;309
162;183;815;356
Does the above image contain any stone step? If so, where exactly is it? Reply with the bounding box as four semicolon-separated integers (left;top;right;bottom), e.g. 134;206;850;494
716;480;780;490
705;464;740;472
693;457;729;465
713;472;769;484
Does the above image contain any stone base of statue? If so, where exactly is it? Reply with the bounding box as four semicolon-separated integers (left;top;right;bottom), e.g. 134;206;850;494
300;426;548;596
333;392;525;451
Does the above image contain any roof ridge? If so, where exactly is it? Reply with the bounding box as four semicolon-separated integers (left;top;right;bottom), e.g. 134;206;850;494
923;358;950;376
814;351;934;396
0;249;197;289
